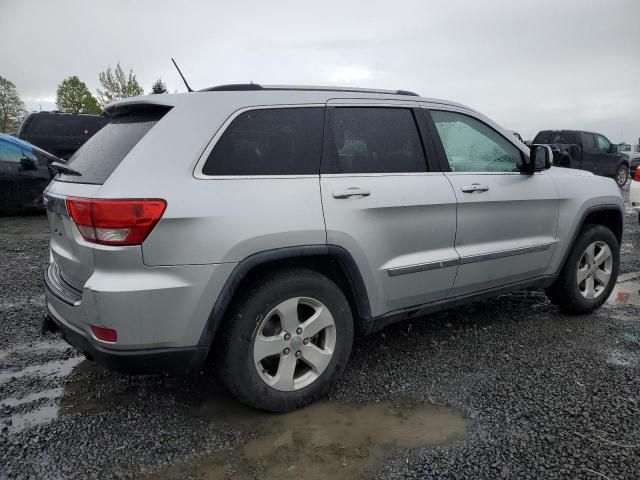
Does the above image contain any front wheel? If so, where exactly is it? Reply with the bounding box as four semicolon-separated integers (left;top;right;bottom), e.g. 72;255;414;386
615;164;629;188
546;225;619;314
216;268;354;412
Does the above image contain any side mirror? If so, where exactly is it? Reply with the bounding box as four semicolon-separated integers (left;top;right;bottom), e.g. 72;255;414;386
608;144;618;154
525;144;553;173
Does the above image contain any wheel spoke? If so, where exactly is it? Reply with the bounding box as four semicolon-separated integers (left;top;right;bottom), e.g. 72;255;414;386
577;266;590;284
594;246;611;267
254;334;287;362
301;305;334;338
301;344;332;374
275;297;300;333
583;243;596;265
595;269;611;287
583;277;596;299
272;354;297;390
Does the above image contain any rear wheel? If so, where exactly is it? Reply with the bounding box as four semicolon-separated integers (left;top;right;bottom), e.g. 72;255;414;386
615;164;629;187
217;268;353;412
546;224;619;314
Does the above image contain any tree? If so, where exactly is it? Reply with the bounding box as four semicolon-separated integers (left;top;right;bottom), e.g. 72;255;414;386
96;63;144;107
150;78;167;94
56;76;101;114
0;75;25;134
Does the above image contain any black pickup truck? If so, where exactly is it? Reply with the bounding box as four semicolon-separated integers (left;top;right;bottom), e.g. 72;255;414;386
532;130;629;187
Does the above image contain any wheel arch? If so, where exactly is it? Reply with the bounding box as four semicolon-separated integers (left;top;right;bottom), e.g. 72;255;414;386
198;245;372;347
556;205;623;276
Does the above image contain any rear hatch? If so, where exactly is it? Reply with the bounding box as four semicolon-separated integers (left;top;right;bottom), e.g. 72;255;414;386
45;106;170;290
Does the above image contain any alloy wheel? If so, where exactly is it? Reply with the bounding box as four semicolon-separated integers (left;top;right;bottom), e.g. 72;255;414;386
252;296;336;391
576;241;613;299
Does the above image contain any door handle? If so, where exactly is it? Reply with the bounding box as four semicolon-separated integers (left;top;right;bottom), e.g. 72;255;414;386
332;188;371;199
461;183;489;193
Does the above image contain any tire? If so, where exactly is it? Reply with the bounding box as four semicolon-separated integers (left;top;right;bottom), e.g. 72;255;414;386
546;224;619;314
615;164;629;188
216;268;354;412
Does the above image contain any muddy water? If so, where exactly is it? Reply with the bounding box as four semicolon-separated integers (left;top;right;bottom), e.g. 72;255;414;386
150;397;465;480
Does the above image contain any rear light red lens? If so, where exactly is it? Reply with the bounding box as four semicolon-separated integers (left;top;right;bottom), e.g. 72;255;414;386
66;197;166;246
90;325;118;342
634;168;640;182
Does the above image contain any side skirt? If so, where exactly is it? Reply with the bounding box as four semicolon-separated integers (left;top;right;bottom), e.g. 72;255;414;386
360;274;557;334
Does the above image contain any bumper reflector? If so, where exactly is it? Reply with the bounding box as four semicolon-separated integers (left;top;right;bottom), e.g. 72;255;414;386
90;325;118;343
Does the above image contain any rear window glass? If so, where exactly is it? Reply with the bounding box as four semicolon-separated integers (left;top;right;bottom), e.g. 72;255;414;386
24;114;107;136
202;107;324;176
533;131;578;144
58;109;168;184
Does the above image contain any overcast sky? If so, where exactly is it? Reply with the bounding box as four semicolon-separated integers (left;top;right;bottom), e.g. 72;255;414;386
1;0;638;142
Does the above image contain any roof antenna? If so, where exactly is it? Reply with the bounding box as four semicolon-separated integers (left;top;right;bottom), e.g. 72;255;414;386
171;58;193;92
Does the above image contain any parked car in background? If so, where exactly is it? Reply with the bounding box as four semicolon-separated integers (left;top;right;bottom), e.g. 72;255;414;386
617;143;640;178
0;134;59;214
43;85;623;412
533;130;630;187
630;166;640;225
18;111;107;159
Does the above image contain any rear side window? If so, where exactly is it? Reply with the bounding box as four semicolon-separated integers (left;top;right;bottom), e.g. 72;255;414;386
59;109;168;184
202;107;324;176
322;107;427;174
581;133;596;148
533;131;577;144
24;114;107;136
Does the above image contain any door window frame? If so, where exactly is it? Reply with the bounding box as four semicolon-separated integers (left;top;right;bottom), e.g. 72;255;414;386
422;107;529;175
320;104;441;177
194;103;327;180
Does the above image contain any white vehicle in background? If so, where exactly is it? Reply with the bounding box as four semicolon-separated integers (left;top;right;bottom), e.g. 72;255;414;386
631;167;640;224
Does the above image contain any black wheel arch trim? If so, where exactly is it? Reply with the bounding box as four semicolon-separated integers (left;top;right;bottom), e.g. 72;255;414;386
197;244;371;347
556;204;623;275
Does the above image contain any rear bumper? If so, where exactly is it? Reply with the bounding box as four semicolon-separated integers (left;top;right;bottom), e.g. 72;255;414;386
45;304;208;375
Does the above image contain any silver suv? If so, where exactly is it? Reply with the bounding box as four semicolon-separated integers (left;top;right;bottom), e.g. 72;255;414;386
43;85;624;411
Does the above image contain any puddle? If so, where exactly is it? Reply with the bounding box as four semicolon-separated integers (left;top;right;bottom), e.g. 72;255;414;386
0;356;83;383
150;397;465;480
607;274;640;307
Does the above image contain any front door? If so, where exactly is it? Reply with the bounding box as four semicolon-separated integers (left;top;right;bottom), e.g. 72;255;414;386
426;108;559;297
320;103;458;316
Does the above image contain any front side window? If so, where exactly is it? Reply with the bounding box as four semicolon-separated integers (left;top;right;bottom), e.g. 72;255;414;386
596;135;611;151
322;107;427;174
203;107;324;176
431;110;522;173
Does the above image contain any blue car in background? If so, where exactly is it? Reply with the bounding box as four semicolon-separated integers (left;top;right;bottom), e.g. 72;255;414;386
0;134;59;214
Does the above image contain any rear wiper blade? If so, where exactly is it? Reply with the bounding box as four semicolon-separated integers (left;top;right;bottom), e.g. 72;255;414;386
51;161;82;176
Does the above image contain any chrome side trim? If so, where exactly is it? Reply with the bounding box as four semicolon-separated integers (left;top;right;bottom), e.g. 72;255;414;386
459;243;554;265
387;258;459;277
386;242;555;277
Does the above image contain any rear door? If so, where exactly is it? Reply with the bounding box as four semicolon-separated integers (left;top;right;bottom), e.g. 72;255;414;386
426;108;559;297
320;101;458;316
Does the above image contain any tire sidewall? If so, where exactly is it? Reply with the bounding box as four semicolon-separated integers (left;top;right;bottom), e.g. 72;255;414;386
220;270;353;412
563;225;619;311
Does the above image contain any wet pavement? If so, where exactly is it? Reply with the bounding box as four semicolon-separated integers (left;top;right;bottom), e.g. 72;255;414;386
1;186;640;479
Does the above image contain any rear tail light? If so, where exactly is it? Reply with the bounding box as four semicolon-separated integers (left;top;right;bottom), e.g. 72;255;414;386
66;197;166;246
634;167;640;182
90;325;118;342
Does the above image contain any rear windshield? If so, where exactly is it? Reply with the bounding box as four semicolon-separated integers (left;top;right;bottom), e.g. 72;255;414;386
533;131;578;144
58;109;168;184
22;114;107;137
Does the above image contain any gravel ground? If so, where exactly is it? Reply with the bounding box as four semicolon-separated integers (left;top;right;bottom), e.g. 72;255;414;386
1;186;639;479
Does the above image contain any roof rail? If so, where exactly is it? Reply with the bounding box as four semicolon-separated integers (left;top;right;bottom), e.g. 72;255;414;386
199;84;420;96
